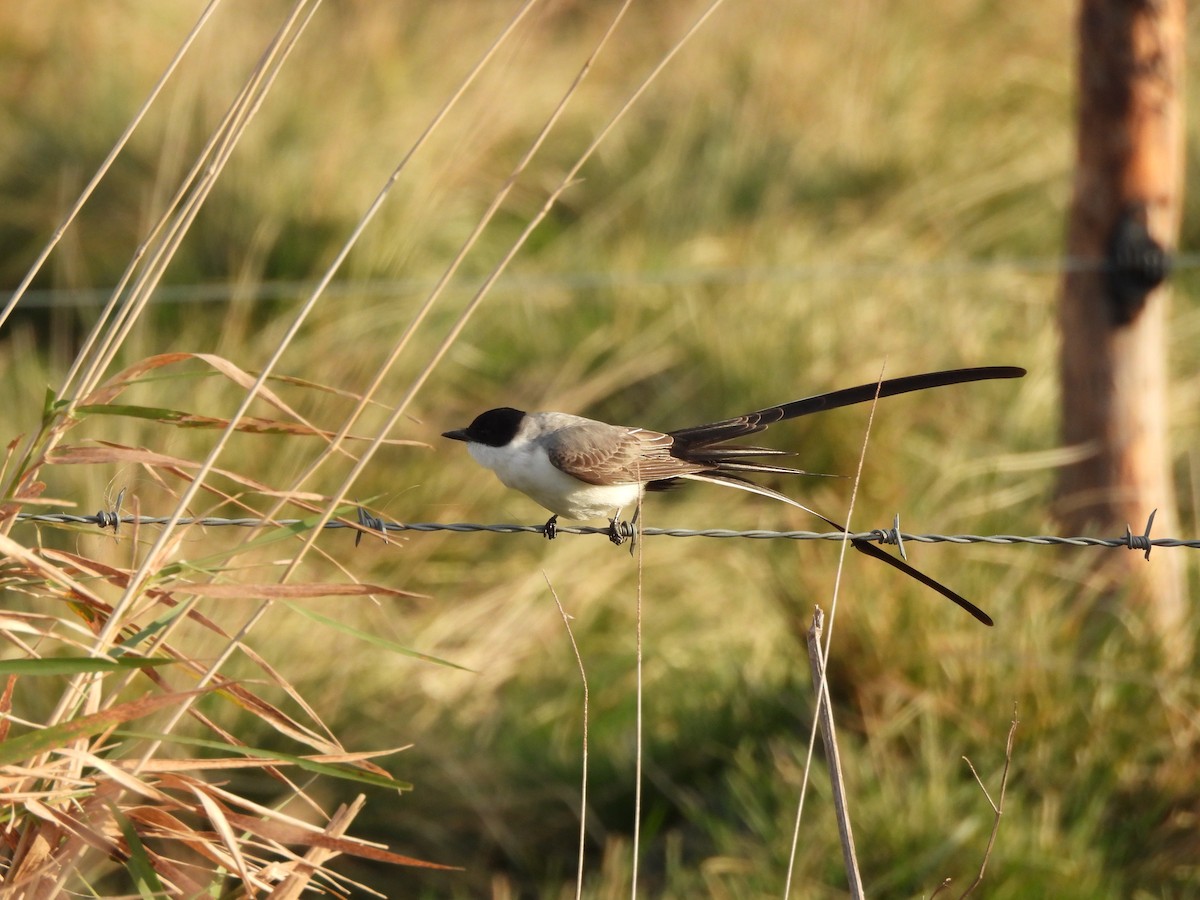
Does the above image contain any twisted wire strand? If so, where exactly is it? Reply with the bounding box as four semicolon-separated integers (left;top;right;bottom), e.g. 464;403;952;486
13;511;1195;553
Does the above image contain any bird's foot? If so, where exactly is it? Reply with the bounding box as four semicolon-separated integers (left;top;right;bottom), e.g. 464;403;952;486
607;517;632;547
543;514;559;540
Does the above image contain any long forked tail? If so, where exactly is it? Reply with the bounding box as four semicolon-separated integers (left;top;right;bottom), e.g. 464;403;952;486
677;472;994;626
656;366;1023;624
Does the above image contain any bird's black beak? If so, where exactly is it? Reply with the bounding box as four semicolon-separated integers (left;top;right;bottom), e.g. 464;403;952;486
442;428;470;442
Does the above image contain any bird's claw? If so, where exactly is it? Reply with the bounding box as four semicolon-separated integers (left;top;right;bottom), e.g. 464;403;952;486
543;515;559;540
608;518;633;547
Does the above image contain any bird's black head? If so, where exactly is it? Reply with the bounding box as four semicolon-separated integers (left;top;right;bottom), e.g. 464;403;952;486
442;407;527;447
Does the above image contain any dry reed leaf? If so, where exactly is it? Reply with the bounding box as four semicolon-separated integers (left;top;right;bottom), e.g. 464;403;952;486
79;351;423;445
84;352;308;425
188;786;260;892
54;747;172;804
23;795;122;858
41;549;133;584
218;809;457;870
48;443;274;483
125;803;229;863
0;689;218;767
0;532;108;609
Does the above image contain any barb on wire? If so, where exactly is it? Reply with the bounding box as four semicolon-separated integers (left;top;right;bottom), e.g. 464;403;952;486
354;505;387;547
12;508;1198;552
95;487;126;534
877;512;908;561
1124;508;1156;560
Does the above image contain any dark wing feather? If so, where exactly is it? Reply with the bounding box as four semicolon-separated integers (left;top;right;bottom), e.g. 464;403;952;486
547;423;706;485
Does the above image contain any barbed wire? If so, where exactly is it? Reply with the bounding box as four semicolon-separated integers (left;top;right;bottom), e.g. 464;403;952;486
13;508;1189;558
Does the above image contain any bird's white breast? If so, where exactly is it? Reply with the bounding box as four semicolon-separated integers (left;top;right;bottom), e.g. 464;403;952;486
468;439;640;520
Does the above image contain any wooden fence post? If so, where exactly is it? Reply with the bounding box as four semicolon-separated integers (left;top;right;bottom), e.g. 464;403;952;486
1057;0;1187;649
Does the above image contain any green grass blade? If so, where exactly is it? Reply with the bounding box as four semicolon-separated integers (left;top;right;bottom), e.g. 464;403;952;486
0;657;179;676
108;802;167;899
283;601;472;671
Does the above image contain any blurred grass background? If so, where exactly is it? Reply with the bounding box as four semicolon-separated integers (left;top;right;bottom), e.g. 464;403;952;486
2;0;1200;896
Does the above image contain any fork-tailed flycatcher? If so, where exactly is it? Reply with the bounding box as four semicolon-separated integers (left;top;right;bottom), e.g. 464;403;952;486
443;366;1025;625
